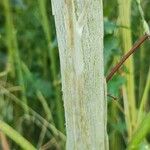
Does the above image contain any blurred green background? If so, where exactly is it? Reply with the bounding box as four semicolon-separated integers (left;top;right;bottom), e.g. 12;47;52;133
0;0;150;149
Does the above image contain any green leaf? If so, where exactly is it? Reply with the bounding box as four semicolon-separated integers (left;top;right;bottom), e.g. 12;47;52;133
104;19;116;34
104;35;119;67
108;75;126;97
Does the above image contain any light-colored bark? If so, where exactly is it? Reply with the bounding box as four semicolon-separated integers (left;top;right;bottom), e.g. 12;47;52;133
52;0;108;149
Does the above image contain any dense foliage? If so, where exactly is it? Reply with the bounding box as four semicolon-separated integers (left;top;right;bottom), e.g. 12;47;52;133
0;0;149;149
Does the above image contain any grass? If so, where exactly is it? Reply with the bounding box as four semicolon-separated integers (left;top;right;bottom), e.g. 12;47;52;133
0;120;36;150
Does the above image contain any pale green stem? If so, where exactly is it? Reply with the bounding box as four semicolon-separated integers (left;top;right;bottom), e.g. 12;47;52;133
118;0;136;136
2;0;14;76
36;90;54;123
0;120;36;150
136;0;150;100
137;68;150;125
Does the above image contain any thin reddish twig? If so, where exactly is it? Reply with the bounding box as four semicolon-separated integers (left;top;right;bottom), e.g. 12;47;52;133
106;33;150;83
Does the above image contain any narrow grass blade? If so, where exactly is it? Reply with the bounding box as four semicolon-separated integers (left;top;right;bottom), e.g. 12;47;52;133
0;120;36;150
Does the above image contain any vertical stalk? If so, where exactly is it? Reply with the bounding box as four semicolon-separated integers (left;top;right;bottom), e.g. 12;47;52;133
118;0;136;136
136;0;150;100
3;0;28;112
38;0;64;132
137;68;150;125
2;0;15;76
52;0;108;149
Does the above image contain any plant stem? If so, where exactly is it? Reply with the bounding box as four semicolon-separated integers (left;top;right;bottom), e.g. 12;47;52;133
118;0;136;134
3;0;28;113
106;34;150;82
0;120;36;150
137;68;150;125
38;0;65;132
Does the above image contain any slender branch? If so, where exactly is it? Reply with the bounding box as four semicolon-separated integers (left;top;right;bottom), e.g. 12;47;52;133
106;33;150;83
107;94;117;100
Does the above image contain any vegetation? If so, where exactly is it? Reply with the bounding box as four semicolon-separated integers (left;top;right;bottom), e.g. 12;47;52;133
0;0;149;149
